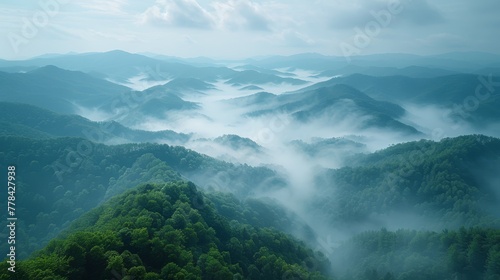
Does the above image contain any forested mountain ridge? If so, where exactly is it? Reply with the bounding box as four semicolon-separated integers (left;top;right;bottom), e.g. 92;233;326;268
0;102;190;144
245;84;421;135
0;66;130;114
298;74;500;124
0;182;332;280
0;136;285;258
331;227;500;280
310;135;500;232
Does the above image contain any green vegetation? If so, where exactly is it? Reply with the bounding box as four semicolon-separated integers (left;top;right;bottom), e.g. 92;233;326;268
0;136;285;258
0;66;129;114
213;135;262;152
246;85;420;135
0;182;331;280
311;135;500;230
2;130;500;279
306;74;500;123
332;227;500;280
0;102;190;143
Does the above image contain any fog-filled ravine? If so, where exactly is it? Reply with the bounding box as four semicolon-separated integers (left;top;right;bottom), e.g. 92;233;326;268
1;50;500;279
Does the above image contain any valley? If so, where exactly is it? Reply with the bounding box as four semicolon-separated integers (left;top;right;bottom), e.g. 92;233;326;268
0;50;500;280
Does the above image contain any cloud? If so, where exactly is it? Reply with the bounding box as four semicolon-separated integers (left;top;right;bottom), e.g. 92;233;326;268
401;0;444;26
328;0;444;29
328;1;389;29
279;30;316;47
212;0;272;31
75;0;130;16
139;0;274;31
139;0;214;29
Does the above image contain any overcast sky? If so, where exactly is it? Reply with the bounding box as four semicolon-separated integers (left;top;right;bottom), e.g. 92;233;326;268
1;0;499;60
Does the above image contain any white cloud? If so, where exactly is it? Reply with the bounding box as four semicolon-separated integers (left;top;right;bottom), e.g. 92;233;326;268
75;0;130;16
139;0;214;29
139;0;277;31
211;0;272;31
0;0;499;59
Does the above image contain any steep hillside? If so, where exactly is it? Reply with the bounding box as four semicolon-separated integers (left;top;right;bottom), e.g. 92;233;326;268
247;85;420;135
331;228;500;280
310;135;500;232
0;136;285;258
0;66;129;114
0;102;190;144
301;74;500;124
0;182;331;280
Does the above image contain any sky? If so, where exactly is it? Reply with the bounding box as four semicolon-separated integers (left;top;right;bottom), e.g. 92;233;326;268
0;0;499;60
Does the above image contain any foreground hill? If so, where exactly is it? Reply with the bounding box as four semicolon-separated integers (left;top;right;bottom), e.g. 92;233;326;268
0;182;331;280
0;136;285;258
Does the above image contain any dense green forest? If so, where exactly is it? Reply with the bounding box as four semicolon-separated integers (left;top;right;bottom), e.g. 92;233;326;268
0;136;285;258
0;182;331;280
310;135;500;231
0;102;190;143
2;134;500;279
2;48;500;280
331;227;500;280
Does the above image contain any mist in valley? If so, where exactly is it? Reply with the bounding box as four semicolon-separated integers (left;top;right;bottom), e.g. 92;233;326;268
1;54;500;279
3;0;500;278
74;64;500;262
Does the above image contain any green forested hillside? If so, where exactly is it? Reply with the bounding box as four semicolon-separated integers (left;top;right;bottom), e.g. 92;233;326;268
246;85;420;135
0;102;190;144
331;227;500;280
2;133;500;279
0;66;129;114
0;136;285;258
301;74;500;123
0;182;331;280
311;135;500;230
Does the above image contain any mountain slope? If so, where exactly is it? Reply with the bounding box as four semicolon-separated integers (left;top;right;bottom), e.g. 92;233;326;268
0;102;190;144
163;77;215;92
0;136;285;258
300;74;500;124
246;85;420;135
316;65;458;78
0;50;237;82
309;135;500;233
1;182;331;279
331;227;500;280
0;66;130;114
225;70;307;86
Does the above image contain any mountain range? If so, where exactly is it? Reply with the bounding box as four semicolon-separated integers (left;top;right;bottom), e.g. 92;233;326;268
1;50;500;280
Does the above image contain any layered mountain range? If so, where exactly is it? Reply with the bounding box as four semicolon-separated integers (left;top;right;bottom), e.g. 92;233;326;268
1;51;500;279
